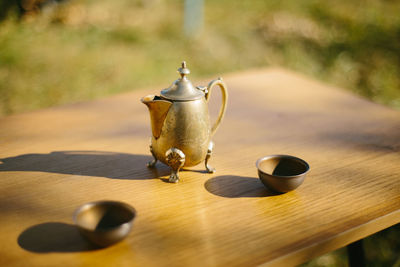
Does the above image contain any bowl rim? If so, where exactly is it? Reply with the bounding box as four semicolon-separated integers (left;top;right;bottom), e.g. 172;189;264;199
73;200;136;232
256;154;310;178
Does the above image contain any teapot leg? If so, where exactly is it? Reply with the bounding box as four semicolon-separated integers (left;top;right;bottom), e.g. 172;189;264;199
165;148;185;183
147;144;158;168
205;141;216;173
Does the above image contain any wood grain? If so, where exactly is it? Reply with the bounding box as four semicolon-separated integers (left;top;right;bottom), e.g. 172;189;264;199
0;68;399;267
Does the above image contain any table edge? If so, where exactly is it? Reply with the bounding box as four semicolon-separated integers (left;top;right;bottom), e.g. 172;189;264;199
260;208;400;267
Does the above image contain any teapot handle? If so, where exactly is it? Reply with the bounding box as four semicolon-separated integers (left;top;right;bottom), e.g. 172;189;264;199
205;78;228;136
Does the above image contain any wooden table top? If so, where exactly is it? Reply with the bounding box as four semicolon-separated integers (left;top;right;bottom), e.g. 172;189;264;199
0;68;399;267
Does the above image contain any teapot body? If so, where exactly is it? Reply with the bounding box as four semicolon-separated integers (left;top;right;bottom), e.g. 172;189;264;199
142;62;227;183
151;98;210;167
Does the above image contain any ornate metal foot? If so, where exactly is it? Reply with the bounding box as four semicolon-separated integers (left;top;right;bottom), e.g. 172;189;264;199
205;141;216;173
165;148;185;183
147;144;158;168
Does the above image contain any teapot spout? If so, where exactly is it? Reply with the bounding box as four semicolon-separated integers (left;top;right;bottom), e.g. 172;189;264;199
141;95;172;139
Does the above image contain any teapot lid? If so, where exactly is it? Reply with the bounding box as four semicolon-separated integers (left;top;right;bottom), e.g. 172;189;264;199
160;61;204;101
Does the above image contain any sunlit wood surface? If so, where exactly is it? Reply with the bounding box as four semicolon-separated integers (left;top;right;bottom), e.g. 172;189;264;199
0;68;399;267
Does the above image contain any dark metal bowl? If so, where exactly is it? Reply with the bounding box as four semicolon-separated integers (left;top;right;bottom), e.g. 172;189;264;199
256;155;310;193
73;200;136;247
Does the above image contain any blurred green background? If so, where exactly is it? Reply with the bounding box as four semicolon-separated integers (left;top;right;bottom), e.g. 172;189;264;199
0;0;399;265
1;0;400;116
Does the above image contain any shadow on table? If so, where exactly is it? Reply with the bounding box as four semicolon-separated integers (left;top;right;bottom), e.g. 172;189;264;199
18;222;100;253
0;151;170;180
204;175;280;198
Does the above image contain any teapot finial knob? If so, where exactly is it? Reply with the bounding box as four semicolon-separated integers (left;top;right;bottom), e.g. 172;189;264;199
178;61;190;79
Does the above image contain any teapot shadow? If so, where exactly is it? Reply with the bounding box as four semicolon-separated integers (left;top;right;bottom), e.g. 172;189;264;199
204;175;281;198
18;222;100;253
0;151;170;180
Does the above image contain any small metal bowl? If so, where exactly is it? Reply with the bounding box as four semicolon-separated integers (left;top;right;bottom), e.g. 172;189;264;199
256;155;310;193
73;200;136;247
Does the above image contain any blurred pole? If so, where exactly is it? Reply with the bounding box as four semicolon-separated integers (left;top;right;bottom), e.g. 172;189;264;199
347;240;366;267
184;0;203;38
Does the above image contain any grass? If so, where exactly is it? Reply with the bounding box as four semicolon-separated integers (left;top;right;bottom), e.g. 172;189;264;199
1;0;400;116
0;0;399;265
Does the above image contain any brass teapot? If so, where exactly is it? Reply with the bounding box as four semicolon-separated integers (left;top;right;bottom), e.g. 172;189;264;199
141;62;228;182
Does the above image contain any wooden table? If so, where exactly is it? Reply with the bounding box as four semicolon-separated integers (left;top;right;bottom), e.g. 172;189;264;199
0;68;399;267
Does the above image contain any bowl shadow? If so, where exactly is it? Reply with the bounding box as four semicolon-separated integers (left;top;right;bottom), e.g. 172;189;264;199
18;222;100;253
204;175;281;198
